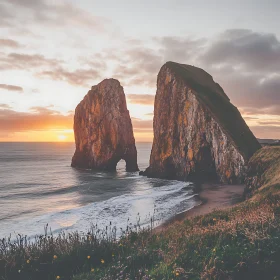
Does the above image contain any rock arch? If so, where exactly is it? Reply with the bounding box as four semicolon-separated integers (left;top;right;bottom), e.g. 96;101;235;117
71;79;139;172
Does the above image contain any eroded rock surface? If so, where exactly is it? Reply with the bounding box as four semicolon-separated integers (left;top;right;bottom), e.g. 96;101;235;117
71;79;139;172
143;62;261;183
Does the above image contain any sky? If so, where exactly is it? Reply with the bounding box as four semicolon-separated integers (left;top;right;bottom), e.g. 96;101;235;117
0;0;280;142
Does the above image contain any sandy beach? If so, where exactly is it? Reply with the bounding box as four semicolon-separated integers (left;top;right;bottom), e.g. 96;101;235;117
156;183;245;231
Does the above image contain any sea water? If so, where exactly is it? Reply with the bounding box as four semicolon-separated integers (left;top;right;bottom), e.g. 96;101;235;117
0;142;197;238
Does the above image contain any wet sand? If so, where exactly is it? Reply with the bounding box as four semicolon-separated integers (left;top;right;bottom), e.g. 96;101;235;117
156;183;244;231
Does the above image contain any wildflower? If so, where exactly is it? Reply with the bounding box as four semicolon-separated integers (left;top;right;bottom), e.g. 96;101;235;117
112;254;115;257
87;255;91;259
213;248;216;252
26;260;30;264
176;272;179;276
18;270;21;273
119;243;123;247
213;218;217;221
53;255;58;260
56;276;60;280
101;259;105;264
91;268;95;272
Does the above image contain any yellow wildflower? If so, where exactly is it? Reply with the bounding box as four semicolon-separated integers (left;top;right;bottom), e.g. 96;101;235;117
91;268;95;272
176;272;179;276
26;260;30;264
101;259;105;264
87;255;91;259
213;248;216;252
112;254;115;257
53;255;58;260
56;276;60;280
213;218;217;221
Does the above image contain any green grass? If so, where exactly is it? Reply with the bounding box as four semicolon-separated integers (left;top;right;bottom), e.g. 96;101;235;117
0;224;123;280
165;61;261;161
245;146;280;199
72;195;280;280
2;194;280;280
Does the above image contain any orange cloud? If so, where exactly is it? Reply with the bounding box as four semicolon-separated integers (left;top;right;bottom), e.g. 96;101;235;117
37;67;103;87
127;94;155;105
0;83;23;92
0;106;73;134
0;38;21;48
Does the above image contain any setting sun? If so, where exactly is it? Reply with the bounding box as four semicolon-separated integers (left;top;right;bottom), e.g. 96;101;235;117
58;135;67;141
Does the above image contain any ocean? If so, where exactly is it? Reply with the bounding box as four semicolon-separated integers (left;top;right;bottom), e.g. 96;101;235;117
0;142;198;238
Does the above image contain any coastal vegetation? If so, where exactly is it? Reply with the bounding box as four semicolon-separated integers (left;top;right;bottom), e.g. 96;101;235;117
1;147;279;280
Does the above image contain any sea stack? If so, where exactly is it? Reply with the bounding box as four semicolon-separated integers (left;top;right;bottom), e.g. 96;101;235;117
143;62;261;183
71;79;139;172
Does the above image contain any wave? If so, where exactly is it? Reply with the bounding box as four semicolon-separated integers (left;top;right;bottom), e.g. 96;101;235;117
0;180;197;238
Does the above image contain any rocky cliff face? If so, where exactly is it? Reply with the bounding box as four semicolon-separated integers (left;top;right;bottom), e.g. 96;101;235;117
71;79;139;172
143;62;261;183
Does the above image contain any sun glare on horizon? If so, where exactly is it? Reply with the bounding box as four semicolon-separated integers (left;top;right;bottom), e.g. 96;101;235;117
58;134;67;141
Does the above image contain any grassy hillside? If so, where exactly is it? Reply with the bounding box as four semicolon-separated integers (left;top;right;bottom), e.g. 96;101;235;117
245;146;280;199
165;61;261;161
1;147;279;280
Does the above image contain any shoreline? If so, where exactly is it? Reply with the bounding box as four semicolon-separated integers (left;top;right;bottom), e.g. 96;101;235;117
156;182;244;231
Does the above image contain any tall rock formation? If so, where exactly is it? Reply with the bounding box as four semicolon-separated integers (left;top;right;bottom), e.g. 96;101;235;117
71;79;139;172
143;62;261;183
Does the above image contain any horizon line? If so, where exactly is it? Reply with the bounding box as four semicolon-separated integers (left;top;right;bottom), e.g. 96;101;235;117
0;141;153;143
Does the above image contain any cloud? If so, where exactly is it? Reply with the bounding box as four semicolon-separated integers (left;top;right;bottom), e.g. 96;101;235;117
29;106;60;114
0;38;21;48
111;46;163;87
0;84;23;92
0;103;12;109
0;106;73;135
131;117;153;132
145;112;154;117
79;57;107;72
0;0;109;31
127;94;155;105
258;120;280;126
208;67;280;115
37;67;103;87
0;52;62;71
244;116;259;121
0;2;12;27
201;29;280;72
156;36;206;63
0;51;106;86
112;36;204;88
250;125;280;139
